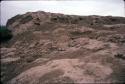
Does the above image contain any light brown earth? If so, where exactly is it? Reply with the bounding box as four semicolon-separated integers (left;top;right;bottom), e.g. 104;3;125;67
1;11;125;84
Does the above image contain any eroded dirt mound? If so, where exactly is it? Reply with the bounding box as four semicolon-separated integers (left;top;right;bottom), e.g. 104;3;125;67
1;11;125;84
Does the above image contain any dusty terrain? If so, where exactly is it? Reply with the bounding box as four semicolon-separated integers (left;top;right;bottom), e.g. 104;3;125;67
1;11;125;84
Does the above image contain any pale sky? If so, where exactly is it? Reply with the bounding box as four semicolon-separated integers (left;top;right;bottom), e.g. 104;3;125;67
0;0;124;25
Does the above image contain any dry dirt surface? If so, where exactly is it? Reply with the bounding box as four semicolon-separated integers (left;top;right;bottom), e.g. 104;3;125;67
1;11;125;84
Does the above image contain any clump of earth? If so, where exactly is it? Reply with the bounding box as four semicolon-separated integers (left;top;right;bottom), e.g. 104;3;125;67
1;11;125;84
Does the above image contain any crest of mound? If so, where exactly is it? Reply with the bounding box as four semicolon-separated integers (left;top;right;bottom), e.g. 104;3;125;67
6;11;125;35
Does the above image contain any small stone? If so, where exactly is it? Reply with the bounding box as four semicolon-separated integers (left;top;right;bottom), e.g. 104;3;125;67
58;48;65;51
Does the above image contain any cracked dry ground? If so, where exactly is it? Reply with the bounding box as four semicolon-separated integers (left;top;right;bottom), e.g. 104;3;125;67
1;16;125;83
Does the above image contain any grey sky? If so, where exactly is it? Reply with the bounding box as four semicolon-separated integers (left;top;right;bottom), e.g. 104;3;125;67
0;0;124;25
